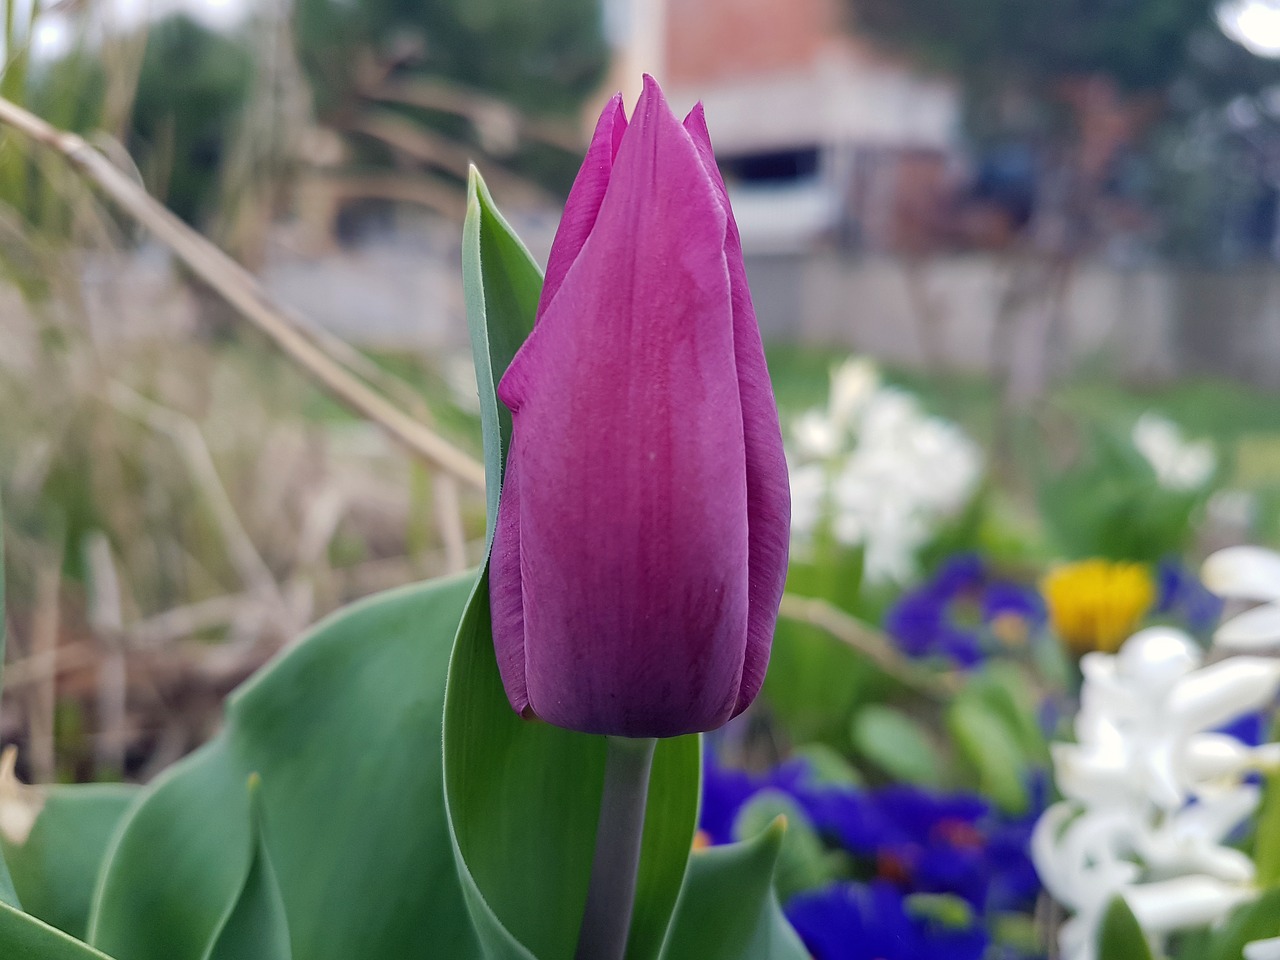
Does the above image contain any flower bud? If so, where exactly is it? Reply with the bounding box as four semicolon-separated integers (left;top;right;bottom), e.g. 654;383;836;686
488;76;790;738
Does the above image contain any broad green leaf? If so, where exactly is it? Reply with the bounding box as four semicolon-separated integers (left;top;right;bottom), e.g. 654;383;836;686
460;167;541;544
442;571;700;960
0;900;120;960
947;684;1029;812
1207;887;1280;960
0;770;137;941
89;574;481;960
851;704;946;788
1097;896;1154;960
659;821;807;960
199;776;290;960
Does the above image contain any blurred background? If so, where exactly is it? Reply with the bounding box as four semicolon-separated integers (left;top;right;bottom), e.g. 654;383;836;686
2;0;1280;788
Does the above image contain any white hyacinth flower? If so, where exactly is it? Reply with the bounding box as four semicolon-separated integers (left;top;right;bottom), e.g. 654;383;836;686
1033;614;1280;960
1203;545;1280;650
784;358;982;584
1132;413;1217;491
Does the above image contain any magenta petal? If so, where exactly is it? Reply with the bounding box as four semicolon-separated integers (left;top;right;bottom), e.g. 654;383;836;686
489;451;529;716
685;103;791;714
498;77;751;737
538;94;628;320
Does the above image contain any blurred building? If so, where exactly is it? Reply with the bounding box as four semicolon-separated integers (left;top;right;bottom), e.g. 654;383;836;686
599;0;960;253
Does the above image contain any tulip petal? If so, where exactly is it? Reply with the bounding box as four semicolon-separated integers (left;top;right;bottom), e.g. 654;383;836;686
498;76;750;737
538;94;628;319
684;101;791;714
489;452;529;716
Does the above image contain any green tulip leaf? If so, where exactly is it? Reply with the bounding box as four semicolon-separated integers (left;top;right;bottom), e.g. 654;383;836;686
442;571;700;960
659;820;808;960
461;167;542;544
198;776;291;960
88;573;481;960
0;771;137;941
1207;887;1280;960
851;704;946;788
0;900;120;960
1097;895;1154;960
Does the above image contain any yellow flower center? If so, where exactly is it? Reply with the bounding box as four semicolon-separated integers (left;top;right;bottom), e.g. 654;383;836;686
1041;559;1155;655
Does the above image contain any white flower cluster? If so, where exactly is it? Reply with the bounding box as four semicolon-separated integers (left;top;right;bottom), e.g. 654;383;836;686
1132;413;1217;492
1033;546;1280;960
787;359;983;585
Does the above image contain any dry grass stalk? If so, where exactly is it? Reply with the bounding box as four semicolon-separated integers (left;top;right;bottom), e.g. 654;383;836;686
0;94;486;491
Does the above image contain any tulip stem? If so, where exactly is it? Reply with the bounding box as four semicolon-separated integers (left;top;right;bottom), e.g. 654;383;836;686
575;735;657;960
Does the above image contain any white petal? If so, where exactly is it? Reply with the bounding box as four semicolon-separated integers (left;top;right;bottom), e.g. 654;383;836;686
1216;603;1280;650
1168;658;1280;732
1118;628;1202;685
1126;875;1257;933
1202;546;1280;601
1181;733;1255;781
1246;937;1280;960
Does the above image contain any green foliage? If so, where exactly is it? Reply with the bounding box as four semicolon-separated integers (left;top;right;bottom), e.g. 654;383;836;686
129;15;253;225
88;574;482;960
460;168;541;543
0;902;118;960
733;792;838;901
1097;896;1155;960
946;676;1034;813
853;0;1217;96
658;823;808;960
1036;420;1207;562
1205;887;1280;960
1253;729;1280;887
1;782;138;940
294;0;606;117
850;704;946;788
762;617;891;747
199;777;291;960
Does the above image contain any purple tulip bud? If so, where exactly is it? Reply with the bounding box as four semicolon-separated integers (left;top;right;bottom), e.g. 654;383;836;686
488;76;790;738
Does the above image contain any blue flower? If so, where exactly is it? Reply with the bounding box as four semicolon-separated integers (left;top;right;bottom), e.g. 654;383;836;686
799;783;1041;912
785;881;988;960
885;554;1045;667
698;746;809;846
1155;559;1224;634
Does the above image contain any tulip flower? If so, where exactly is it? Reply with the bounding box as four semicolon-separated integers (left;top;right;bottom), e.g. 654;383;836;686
488;76;790;739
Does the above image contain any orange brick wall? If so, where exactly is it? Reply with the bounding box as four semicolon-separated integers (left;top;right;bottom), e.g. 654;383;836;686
665;0;844;84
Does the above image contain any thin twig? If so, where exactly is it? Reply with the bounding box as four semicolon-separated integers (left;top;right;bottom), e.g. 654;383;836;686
0;95;486;491
777;593;962;698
